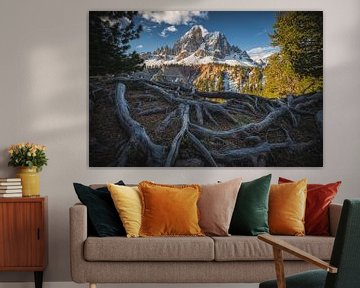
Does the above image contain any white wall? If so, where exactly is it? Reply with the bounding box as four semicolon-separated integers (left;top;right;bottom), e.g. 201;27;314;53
0;0;359;282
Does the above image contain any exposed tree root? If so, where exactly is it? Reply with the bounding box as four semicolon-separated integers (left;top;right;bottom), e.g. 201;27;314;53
144;82;233;120
110;139;129;166
138;107;168;116
194;104;204;125
190;106;288;138
106;80;323;167
114;139;132;167
114;83;166;166
155;108;178;134
165;104;190;166
203;106;219;127
132;94;158;101
187;131;217;167
212;140;316;163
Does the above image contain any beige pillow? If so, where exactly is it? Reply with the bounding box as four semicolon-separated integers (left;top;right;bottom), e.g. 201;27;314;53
198;178;242;236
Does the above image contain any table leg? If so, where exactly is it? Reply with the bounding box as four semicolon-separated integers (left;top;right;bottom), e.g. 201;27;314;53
34;271;43;288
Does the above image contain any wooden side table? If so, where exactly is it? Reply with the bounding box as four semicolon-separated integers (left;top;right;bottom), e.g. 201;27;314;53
0;197;48;288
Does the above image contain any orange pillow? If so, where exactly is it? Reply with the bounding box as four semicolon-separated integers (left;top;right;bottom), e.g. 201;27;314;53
138;181;204;237
278;177;341;236
269;179;307;236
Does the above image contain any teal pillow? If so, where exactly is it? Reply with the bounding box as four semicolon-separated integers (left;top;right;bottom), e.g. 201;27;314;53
229;174;272;236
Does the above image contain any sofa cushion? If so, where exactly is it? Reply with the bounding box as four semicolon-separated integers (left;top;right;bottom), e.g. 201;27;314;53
84;236;214;261
212;236;334;261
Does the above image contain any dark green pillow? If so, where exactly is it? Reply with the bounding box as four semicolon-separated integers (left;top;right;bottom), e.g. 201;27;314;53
229;174;272;236
73;181;126;237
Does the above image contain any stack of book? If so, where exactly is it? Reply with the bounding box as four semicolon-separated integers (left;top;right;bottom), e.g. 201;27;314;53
0;178;22;197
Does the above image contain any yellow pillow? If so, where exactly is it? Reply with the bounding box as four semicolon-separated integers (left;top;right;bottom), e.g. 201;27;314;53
138;181;204;237
269;179;307;236
107;183;142;238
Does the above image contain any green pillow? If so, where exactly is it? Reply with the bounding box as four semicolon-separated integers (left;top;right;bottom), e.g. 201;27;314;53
229;174;272;236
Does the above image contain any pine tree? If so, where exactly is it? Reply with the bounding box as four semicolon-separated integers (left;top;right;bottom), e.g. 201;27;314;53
262;54;323;98
89;11;144;76
262;11;323;97
209;76;215;92
271;11;323;78
216;73;223;91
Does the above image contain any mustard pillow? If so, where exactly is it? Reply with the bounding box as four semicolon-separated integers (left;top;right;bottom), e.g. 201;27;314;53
107;183;142;238
269;179;307;236
138;181;204;237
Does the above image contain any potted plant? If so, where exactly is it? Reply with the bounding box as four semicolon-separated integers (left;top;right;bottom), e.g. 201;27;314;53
8;143;48;197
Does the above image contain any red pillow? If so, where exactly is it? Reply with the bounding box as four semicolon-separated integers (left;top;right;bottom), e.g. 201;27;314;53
278;177;341;236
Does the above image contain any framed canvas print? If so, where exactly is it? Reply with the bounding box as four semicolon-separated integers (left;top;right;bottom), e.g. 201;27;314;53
89;11;323;167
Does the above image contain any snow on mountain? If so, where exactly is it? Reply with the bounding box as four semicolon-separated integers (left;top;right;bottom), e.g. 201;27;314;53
144;25;256;67
246;46;280;65
181;25;208;40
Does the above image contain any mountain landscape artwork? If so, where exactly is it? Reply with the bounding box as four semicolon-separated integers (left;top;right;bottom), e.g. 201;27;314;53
89;11;323;167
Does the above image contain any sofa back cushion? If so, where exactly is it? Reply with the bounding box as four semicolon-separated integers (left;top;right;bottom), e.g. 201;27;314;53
139;181;203;236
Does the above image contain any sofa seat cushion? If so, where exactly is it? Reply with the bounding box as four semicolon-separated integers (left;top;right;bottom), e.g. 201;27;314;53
84;236;214;261
212;236;334;261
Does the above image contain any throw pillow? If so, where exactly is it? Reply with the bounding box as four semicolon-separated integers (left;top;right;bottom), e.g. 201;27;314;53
229;174;272;236
279;177;341;236
269;179;307;236
73;181;126;237
138;181;203;237
198;178;242;236
107;183;142;238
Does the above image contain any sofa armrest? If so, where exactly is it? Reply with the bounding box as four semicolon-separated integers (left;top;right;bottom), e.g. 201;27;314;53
69;203;88;283
329;203;342;237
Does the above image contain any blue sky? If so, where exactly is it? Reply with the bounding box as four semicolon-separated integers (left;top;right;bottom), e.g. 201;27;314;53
129;11;277;53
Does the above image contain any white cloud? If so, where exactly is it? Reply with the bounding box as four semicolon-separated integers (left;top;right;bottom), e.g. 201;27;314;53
142;25;153;32
247;46;280;62
159;25;178;37
136;44;144;49
140;11;207;25
167;25;177;32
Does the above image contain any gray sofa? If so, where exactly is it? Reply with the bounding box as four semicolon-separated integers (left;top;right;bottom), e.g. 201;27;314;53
70;202;342;287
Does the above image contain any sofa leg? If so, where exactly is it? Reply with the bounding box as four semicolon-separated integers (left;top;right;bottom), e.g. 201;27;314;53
89;283;96;288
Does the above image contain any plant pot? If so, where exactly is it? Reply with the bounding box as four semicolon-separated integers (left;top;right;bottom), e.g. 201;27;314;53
16;167;40;197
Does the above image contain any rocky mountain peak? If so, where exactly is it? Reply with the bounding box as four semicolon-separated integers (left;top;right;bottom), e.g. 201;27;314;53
182;25;208;39
173;25;208;54
144;25;256;67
